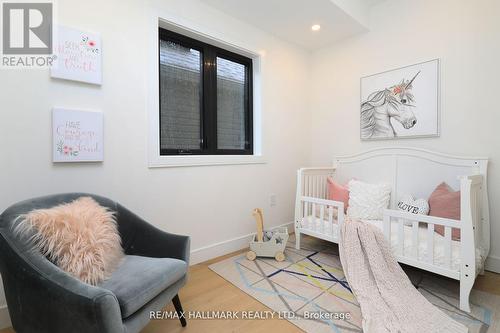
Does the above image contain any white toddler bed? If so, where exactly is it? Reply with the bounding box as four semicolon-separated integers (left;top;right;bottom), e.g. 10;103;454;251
294;147;490;312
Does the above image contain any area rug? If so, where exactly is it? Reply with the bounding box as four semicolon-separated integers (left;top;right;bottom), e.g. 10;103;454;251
209;235;499;333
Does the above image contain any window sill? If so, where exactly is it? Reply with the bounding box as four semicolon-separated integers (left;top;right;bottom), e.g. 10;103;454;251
148;154;266;168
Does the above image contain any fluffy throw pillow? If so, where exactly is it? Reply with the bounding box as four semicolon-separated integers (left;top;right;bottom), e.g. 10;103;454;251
15;197;124;285
429;182;461;240
397;194;429;215
327;177;350;213
347;180;391;220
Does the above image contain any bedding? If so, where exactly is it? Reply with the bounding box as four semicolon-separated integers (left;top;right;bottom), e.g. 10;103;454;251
339;219;467;333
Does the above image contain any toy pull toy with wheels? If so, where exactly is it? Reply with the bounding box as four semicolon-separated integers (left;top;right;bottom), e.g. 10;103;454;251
246;208;289;262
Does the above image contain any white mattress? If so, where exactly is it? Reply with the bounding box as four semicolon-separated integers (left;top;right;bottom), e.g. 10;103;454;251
300;217;485;271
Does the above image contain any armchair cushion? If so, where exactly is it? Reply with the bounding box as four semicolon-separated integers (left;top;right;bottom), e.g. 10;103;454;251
99;255;187;318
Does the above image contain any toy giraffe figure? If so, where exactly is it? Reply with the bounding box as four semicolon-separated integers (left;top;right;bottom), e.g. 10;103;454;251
253;208;264;242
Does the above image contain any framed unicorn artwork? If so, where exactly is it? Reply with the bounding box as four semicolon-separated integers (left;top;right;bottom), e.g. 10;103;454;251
360;59;440;140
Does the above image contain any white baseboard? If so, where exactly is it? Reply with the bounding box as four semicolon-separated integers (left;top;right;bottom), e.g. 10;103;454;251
0;305;11;330
485;255;500;273
189;221;294;265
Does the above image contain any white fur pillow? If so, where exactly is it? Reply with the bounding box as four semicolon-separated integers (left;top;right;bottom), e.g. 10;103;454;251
15;197;124;285
347;180;391;220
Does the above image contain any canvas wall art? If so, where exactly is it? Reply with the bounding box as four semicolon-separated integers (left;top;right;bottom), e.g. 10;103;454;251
50;26;102;85
360;59;439;140
52;108;103;162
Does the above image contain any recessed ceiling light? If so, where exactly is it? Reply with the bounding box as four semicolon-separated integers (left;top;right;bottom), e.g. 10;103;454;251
311;24;321;31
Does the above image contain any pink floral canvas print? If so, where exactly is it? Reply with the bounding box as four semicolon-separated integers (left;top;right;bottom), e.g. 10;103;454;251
52;108;103;162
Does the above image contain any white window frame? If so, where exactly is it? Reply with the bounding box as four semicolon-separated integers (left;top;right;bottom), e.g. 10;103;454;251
147;13;264;168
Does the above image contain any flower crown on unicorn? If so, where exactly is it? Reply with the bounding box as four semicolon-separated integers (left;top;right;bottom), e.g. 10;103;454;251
389;70;421;105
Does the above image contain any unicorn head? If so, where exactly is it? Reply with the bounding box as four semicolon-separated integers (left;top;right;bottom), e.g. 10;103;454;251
361;71;420;138
388;71;420;129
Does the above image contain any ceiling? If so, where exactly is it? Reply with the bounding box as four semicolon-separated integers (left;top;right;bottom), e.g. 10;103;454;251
201;0;386;50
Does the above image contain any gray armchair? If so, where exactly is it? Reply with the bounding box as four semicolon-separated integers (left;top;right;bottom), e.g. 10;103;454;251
0;193;190;333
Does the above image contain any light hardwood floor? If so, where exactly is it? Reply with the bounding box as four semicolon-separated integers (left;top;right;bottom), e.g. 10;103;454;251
1;249;500;333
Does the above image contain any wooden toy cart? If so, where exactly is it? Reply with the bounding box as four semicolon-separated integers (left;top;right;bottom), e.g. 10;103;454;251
246;208;289;262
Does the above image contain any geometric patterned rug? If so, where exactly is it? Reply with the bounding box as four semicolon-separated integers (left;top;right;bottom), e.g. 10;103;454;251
209;235;500;332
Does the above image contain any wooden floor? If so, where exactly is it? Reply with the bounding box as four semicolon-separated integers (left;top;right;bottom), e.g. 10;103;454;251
1;250;500;333
140;249;301;333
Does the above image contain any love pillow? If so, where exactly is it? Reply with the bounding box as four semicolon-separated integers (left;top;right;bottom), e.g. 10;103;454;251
397;194;429;215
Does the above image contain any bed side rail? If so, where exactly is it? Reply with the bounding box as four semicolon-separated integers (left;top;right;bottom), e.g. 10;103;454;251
383;209;461;279
298;196;344;240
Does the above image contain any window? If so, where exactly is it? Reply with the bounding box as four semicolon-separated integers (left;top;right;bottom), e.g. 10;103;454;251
159;28;253;155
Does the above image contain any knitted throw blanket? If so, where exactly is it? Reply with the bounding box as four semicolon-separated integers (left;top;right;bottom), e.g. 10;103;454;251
339;219;468;333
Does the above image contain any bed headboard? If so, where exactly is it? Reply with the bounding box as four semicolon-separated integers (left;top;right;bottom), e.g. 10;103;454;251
333;147;488;208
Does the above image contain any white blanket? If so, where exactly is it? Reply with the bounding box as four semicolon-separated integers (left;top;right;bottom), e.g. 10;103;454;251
339;219;468;333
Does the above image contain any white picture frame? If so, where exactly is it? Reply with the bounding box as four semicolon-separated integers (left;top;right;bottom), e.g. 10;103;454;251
360;59;440;140
50;26;102;85
52;108;103;162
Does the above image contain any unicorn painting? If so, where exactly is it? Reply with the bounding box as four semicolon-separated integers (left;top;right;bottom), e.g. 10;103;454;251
361;71;420;139
360;59;440;140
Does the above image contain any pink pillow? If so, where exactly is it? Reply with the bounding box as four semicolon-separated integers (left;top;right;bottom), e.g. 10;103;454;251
429;182;461;240
327;177;349;213
15;197;124;285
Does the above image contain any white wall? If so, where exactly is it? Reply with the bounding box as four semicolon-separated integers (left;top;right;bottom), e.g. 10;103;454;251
0;0;311;325
309;0;500;268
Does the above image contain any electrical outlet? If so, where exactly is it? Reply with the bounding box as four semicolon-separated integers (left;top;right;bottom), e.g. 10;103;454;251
269;194;277;207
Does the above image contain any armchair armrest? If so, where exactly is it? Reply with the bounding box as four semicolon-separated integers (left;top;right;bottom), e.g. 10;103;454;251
116;204;191;265
0;233;123;333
